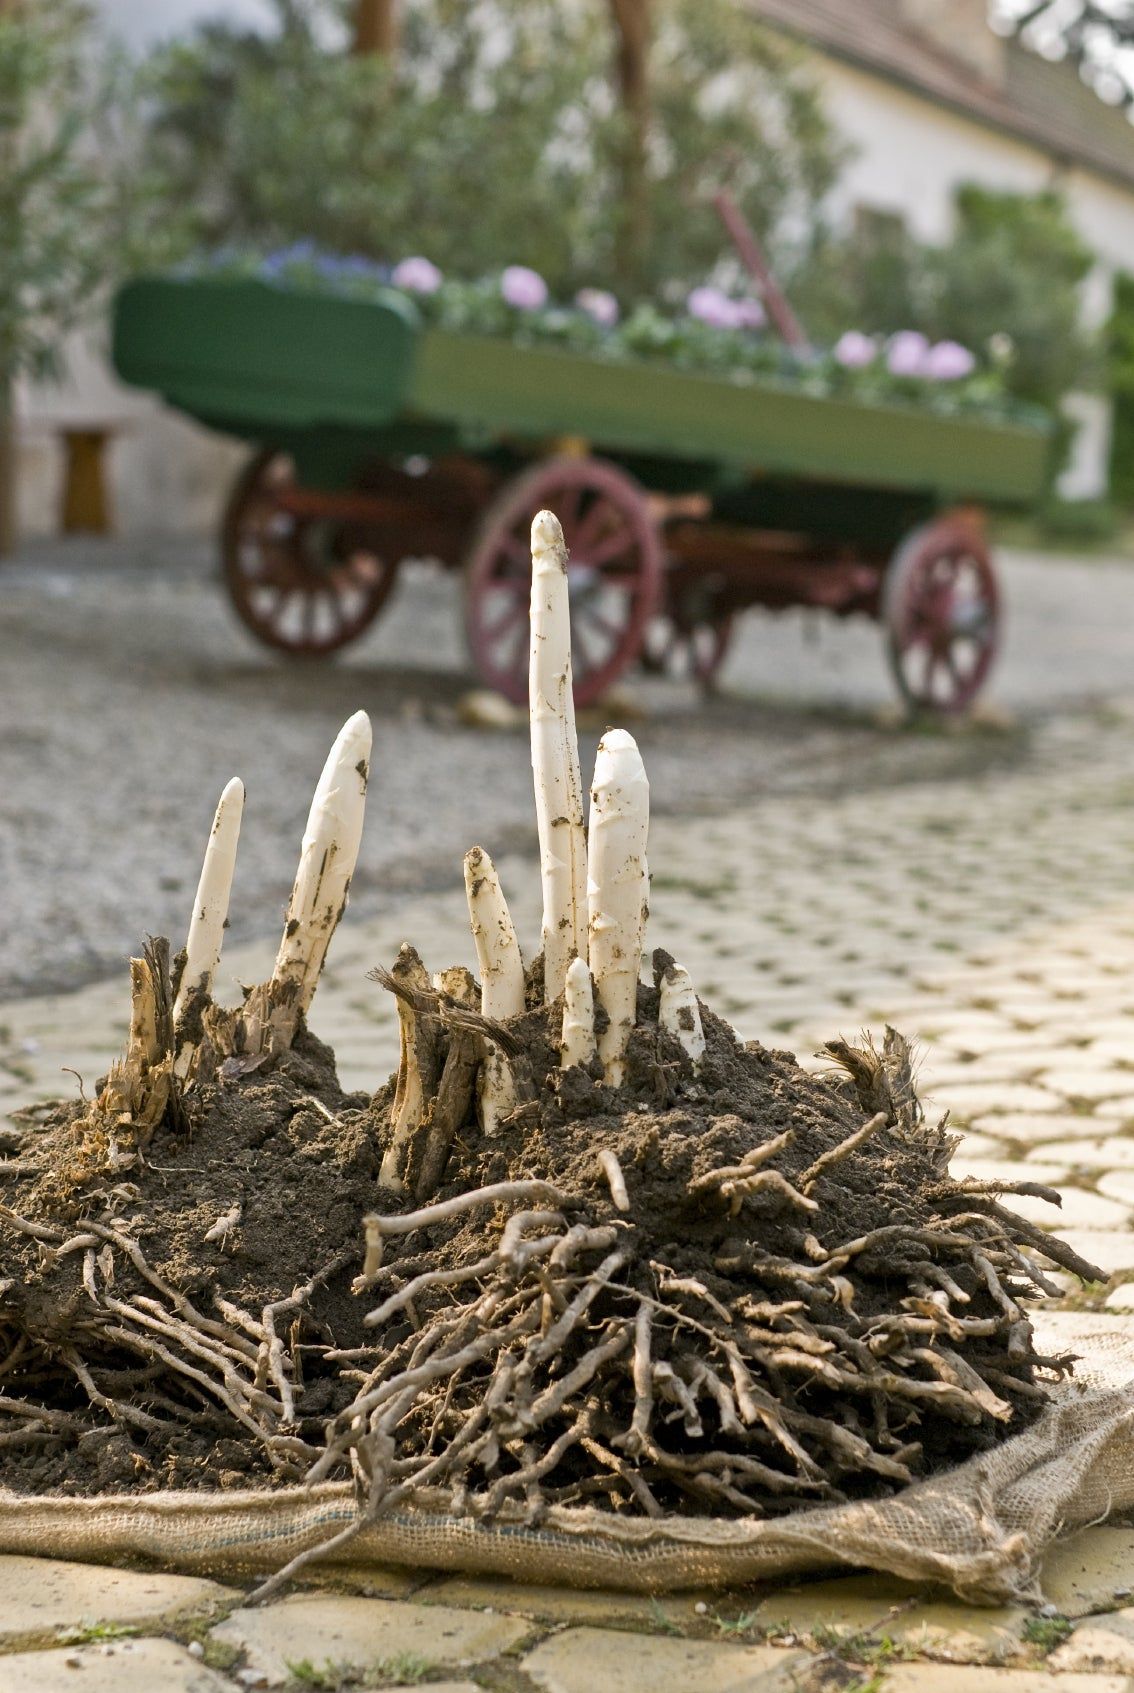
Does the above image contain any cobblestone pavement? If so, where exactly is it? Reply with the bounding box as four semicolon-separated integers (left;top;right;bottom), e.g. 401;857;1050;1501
5;698;1134;1686
2;530;1133;1000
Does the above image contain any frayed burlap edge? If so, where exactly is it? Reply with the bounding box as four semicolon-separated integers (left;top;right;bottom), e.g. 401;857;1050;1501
2;1320;1131;1604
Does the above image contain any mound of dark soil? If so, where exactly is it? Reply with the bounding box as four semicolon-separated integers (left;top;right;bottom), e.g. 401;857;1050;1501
0;967;1102;1527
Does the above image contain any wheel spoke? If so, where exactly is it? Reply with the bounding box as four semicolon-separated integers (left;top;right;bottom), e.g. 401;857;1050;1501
570;616;597;674
482;598;527;642
578;606;626;644
570;496;617;554
269;588;299;635
503;617;529;674
553;483;583;535
499;531;531;569
586;527;636;570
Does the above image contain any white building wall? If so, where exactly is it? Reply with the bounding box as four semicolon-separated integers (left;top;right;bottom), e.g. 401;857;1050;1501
816;59;1056;243
813;56;1134;500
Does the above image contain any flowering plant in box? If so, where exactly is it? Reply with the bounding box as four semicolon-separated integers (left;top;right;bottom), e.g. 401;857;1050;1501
186;246;1036;425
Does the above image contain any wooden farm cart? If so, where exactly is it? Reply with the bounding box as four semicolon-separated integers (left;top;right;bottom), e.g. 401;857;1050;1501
112;276;1053;714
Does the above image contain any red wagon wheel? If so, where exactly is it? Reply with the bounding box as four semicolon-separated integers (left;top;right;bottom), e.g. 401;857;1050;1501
463;457;663;707
222;449;399;657
883;514;1001;715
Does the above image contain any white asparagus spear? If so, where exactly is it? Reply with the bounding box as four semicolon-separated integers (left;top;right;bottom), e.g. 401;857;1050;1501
267;710;372;1044
659;959;705;1070
587;729;649;1085
529;510;587;1002
464;845;524;1136
560;956;597;1069
172;777;244;1030
463;846;525;1020
478;1046;515;1138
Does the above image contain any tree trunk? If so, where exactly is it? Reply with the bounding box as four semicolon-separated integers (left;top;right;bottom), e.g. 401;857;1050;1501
0;374;16;559
608;0;652;294
0;1;19;552
353;0;398;56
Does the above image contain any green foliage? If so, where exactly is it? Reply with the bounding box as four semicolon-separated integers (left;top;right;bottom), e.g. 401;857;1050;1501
1022;1613;1074;1653
283;1653;433;1691
0;1;172;390
928;187;1095;407
795;185;1095;411
1038;495;1120;543
0;1;103;383
139;0;840;301
57;1621;140;1645
1108;270;1134;504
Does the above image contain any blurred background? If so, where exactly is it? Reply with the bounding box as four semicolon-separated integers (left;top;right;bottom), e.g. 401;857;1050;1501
7;0;1134;536
6;0;1134;1058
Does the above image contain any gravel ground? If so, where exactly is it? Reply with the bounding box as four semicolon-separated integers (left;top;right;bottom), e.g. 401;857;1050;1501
0;530;1129;999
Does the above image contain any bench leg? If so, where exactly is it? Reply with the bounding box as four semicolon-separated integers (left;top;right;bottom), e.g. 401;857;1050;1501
62;428;113;535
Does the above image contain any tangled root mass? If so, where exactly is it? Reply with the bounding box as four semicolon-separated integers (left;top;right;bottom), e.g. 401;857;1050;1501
0;952;1102;1548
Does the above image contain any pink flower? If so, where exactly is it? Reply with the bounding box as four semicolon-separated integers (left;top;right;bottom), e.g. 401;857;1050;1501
575;287;620;328
391;256;442;294
833;330;876;370
501;265;548;311
886;330;931;378
923;339;976;381
686;285;740;330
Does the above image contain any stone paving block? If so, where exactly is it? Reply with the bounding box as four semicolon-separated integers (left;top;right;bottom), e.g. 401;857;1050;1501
1050;1609;1134;1673
982;1114;1129;1144
521;1625;805;1692
1052;1231;1134;1276
1041;1527;1134;1616
1096;1098;1134;1124
1084;1041;1134;1064
1040;1070;1134;1104
879;1668;1133;1692
1105;1281;1134;1309
0;1638;232;1693
1034;1140;1134;1171
747;1572;1030;1664
421;1576;708;1629
1100;1171;1134;1204
947;1132;1015;1160
940;1084;1068;1121
209;1593;531;1686
947;1156;1071;1187
921;1059;1041;1092
909;1010;1025;1040
1005;1188;1132;1231
0;1555;233;1644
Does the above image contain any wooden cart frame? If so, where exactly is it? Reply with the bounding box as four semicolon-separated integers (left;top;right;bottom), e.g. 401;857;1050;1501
113;277;1051;714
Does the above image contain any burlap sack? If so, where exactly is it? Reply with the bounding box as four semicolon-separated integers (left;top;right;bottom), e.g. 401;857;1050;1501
2;1314;1131;1603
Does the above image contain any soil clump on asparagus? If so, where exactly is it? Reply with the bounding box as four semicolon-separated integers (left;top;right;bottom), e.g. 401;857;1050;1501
0;960;1102;1519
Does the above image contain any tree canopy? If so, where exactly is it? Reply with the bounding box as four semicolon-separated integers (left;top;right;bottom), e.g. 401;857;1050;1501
991;2;1134;108
139;0;841;301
